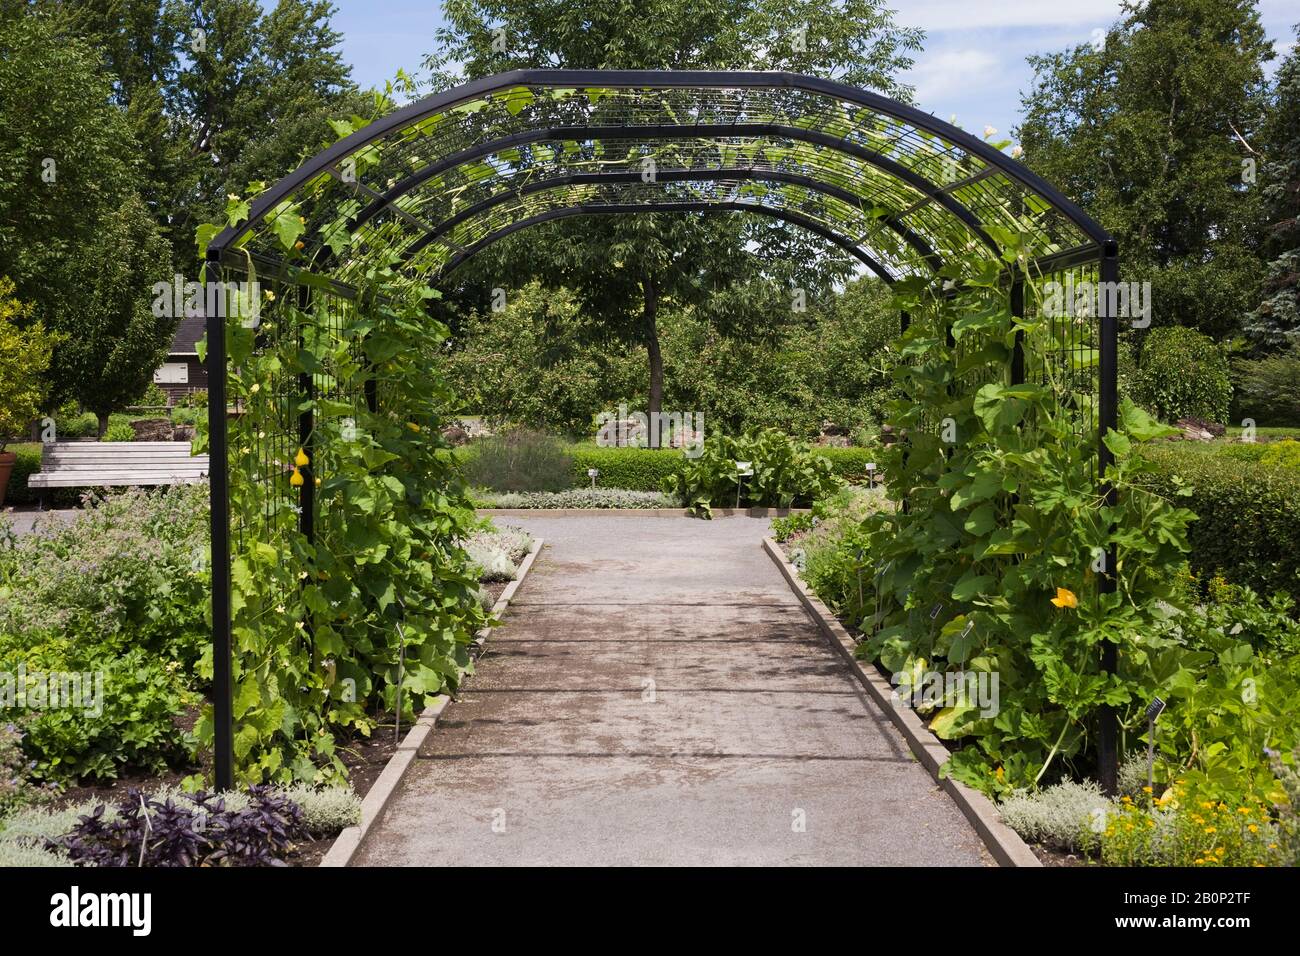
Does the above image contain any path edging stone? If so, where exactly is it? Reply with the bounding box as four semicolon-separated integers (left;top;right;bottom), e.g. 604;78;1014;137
319;536;545;867
762;536;1041;868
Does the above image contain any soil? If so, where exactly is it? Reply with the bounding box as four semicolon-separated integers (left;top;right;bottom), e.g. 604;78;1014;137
1030;843;1090;867
483;579;509;606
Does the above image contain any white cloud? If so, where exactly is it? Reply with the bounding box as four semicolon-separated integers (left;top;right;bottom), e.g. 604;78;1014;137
893;0;1125;33
907;48;1001;105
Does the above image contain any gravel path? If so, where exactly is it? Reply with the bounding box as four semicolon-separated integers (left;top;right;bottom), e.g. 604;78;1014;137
354;515;991;866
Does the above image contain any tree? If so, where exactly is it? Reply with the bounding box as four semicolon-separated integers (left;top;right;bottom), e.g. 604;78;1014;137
0;278;60;452
65;195;175;435
1245;23;1300;347
424;0;922;439
36;0;363;267
0;7;173;416
1017;0;1274;339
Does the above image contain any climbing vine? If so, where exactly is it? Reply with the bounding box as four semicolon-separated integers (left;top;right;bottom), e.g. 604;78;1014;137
197;198;488;786
857;245;1198;795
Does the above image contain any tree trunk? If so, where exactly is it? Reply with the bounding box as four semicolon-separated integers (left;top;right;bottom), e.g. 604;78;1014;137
643;271;663;448
96;411;110;439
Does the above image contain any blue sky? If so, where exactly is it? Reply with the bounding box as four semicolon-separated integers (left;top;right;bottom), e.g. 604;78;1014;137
321;0;1297;142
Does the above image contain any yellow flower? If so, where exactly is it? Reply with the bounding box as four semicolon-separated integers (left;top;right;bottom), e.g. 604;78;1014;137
1142;786;1153;794
290;468;304;487
1248;824;1259;833
295;447;310;467
406;422;420;432
294;241;305;250
314;477;321;487
250;383;260;394
1050;587;1078;609
1204;826;1216;834
265;289;276;301
1238;807;1250;814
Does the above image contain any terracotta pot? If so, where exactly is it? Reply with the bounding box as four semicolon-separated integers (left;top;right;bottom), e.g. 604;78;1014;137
0;451;15;508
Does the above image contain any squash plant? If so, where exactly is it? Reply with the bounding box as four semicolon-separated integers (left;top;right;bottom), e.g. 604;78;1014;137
856;253;1199;795
195;198;488;786
664;427;841;516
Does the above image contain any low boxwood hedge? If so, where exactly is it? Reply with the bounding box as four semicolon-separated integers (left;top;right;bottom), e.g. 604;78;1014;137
566;444;686;491
457;440;882;492
569;444;879;490
1138;443;1300;604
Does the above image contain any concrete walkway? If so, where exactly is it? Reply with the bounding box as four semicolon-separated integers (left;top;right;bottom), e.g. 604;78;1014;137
355;516;990;866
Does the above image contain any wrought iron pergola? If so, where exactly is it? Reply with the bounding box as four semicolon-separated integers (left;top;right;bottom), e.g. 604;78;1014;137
205;70;1120;791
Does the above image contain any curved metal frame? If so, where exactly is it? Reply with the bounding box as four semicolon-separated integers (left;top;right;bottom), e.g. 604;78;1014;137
400;168;945;275
206;69;1122;794
207;69;1112;262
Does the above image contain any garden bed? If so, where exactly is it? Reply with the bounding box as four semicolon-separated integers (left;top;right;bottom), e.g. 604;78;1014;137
0;497;539;867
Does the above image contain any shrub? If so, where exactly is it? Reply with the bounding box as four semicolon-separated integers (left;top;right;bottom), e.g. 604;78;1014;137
0;486;210;780
100;416;136;442
999;780;1111;852
1097;791;1278;866
566;444;686;491
1132;326;1232;423
463;429;573;492
1231;347;1300;426
811;446;880;483
134;382;168;407
664;428;842;516
802;489;893;624
1137;444;1300;605
0;445;79;507
462;521;533;582
50;786;307;867
770;512;814;542
1259;438;1300;470
0;278;60;453
475;488;681;509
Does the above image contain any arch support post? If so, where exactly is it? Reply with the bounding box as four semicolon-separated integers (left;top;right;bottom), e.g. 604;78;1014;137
1096;242;1121;796
206;258;235;793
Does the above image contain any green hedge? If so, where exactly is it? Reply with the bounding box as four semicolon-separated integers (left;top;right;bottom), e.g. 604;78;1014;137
3;444;78;507
457;441;882;492
567;444;879;491
1138;444;1300;604
566;445;686;491
4;444;41;506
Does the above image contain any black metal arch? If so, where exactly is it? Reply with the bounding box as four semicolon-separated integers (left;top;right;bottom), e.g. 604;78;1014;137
207;68;1114;279
400;168;943;276
205;69;1122;793
434;200;897;281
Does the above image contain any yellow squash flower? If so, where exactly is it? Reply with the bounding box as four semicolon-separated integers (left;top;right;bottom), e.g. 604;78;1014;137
295;447;310;467
1050;587;1078;609
290;468;304;487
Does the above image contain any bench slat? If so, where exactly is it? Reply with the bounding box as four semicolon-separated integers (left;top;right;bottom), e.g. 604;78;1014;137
30;442;210;490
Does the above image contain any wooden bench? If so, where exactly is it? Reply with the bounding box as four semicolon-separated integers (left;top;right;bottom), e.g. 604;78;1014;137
27;442;209;506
